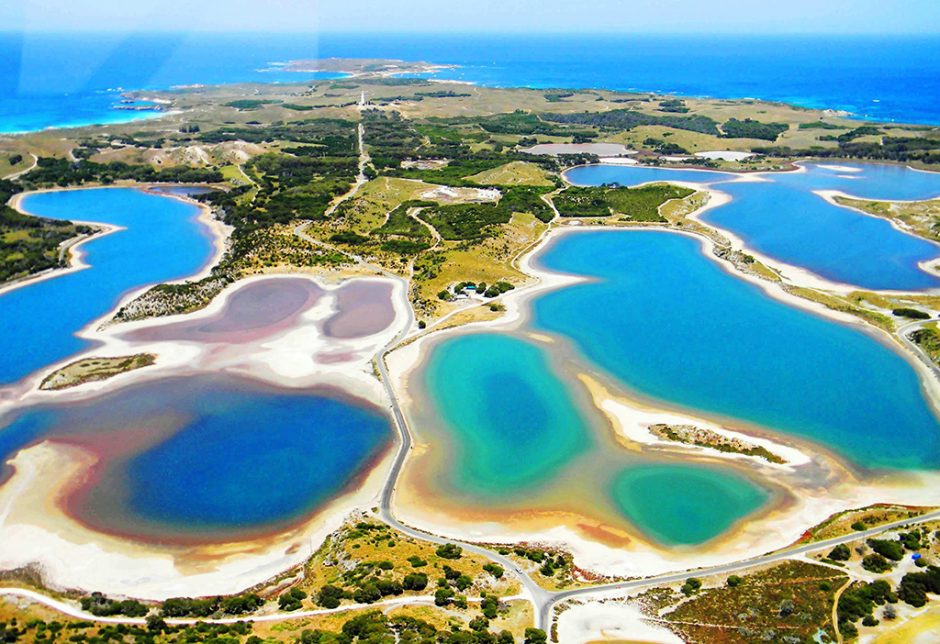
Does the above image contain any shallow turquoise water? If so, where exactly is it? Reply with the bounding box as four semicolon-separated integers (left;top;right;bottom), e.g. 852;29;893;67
0;188;213;386
420;332;771;545
423;333;592;493
564;162;940;290
610;464;769;546
0;375;391;541
534;230;940;470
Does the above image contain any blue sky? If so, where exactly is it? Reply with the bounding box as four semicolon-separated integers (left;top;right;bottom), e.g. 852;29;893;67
4;0;940;34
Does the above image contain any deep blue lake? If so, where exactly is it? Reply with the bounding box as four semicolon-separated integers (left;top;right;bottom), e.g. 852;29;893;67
532;229;940;470
566;162;940;290
0;188;213;386
0;375;392;541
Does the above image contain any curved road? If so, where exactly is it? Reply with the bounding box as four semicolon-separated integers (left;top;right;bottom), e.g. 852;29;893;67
898;318;940;380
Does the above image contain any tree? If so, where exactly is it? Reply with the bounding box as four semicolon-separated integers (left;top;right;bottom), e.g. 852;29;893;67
868;539;904;561
524;627;548;644
862;554;893;573
403;572;429;591
317;585;346;609
726;575;742;587
436;543;463;559
483;563;504;579
828;544;851;561
469;616;489;631
681;578;702;596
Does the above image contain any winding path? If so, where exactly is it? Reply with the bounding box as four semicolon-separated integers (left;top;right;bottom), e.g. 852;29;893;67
2;153;37;180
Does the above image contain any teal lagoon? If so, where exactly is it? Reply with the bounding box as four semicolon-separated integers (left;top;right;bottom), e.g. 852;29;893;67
611;464;770;546
423;333;592;493
533;230;940;470
565;162;940;291
0;188;214;386
419;332;772;546
0;375;392;542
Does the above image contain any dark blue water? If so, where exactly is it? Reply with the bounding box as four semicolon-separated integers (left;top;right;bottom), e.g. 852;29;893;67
0;375;391;540
566;162;940;290
532;230;940;471
0;188;213;386
3;33;940;131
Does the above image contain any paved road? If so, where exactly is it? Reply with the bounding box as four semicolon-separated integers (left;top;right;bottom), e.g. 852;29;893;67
538;508;940;630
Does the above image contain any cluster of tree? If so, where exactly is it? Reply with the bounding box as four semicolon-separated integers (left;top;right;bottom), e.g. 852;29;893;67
798;121;846;130
657;99;689;113
544;91;575;103
897;564;940;607
436;543;464;559
644;137;689;155
818;125;882;143
278;587;308;611
79;592;148;617
21;157;224;187
363;110;426;169
417;187;553;242
553;184;693;221
198;117;357;148
720;118;789;141
837;579;896;636
910;327;940;362
0;616;255;644
893;307;931;319
160;593;263;617
224;99;283;110
543;108;721;136
298;610;546;644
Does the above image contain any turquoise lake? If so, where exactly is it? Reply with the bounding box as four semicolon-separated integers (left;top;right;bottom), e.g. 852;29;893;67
0;188;214;386
611;465;769;546
0;375;392;542
565;162;940;290
421;332;772;545
418;229;940;544
424;334;592;493
533;230;940;470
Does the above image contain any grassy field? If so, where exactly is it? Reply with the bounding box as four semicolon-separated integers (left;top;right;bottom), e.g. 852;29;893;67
467;161;555;187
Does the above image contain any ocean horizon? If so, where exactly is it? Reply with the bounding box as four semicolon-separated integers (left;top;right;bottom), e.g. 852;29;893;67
2;32;940;132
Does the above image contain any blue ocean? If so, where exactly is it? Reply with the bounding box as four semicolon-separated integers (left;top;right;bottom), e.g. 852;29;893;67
2;32;940;132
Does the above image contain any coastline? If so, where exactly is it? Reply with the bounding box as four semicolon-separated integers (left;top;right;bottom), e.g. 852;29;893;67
562;161;940;296
0;184;231;302
382;194;940;580
0;272;413;597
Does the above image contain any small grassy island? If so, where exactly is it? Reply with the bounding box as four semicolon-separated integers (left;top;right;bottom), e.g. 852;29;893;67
39;354;156;390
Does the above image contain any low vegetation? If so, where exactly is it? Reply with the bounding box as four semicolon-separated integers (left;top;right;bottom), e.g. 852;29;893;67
552;184;693;220
657;561;847;643
40;354;156;390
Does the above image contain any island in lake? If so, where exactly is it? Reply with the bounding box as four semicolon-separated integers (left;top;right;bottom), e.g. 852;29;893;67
1;56;940;644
